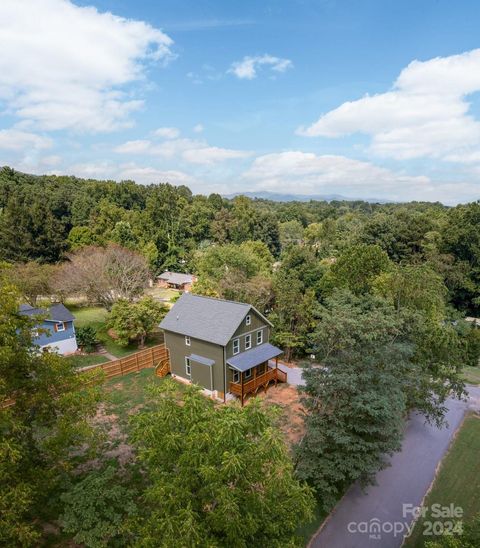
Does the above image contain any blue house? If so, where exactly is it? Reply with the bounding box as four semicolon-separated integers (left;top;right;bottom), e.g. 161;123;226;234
19;303;78;355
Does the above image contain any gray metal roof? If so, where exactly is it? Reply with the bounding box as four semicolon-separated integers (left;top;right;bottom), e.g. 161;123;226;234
160;293;271;346
19;303;75;323
189;354;215;366
157;271;195;285
227;343;283;372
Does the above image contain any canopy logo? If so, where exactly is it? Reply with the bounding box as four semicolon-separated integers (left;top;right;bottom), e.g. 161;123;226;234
347;518;414;540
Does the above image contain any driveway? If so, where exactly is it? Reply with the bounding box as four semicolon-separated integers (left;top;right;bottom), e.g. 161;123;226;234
276;362;305;386
310;386;480;548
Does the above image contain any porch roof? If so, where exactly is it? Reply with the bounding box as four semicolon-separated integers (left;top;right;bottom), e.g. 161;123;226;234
227;343;282;373
189;354;215;366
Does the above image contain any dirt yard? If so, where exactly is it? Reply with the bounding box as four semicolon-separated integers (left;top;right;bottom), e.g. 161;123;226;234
257;383;306;446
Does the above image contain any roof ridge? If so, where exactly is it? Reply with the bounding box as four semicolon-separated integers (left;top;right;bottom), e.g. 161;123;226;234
185;293;250;307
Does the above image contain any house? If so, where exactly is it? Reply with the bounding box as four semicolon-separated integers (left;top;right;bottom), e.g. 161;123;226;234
157;271;197;291
160;293;286;405
19;303;78;355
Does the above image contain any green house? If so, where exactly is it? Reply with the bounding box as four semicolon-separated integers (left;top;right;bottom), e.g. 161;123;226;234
160;294;286;404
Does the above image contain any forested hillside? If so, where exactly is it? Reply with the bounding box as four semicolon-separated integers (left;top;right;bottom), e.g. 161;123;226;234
1;165;479;316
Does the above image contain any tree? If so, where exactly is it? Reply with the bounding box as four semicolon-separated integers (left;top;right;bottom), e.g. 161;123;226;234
0;275;102;545
296;291;409;508
130;381;314;546
296;290;466;507
108;297;167;347
60;465;138;548
194;241;274;300
55;244;150;309
279;220;304;249
67;226;97;250
322;243;392;295
5;261;54;306
373;263;447;320
76;325;98;353
0;195;67;263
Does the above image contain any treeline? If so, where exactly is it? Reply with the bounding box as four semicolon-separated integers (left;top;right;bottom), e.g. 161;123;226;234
0;166;479;315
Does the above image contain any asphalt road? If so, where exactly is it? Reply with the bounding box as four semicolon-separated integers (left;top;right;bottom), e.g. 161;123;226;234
310;386;480;548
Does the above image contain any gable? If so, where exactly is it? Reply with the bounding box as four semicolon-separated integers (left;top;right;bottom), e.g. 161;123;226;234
160;293;271;346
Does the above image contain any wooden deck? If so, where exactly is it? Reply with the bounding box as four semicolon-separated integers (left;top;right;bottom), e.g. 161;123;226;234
229;365;287;404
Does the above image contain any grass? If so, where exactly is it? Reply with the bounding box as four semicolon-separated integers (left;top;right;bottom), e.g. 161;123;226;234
64;353;109;369
66;303;164;359
404;414;480;547
104;368;184;424
298;503;328;546
462;366;480;385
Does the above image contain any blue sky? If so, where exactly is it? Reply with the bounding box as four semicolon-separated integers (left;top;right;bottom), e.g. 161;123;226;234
1;0;480;203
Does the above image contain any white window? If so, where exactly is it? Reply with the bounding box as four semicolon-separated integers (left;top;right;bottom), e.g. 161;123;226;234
185;335;191;346
55;322;65;332
245;334;252;350
232;369;240;383
245;314;251;326
185;357;191;377
245;369;252;379
233;338;240;355
256;330;263;345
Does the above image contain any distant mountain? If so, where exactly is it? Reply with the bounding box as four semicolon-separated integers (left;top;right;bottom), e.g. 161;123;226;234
224;190;394;204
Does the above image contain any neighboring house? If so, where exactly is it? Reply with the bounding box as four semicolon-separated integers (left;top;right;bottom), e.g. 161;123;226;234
157;271;197;291
160;293;286;405
19;303;78;355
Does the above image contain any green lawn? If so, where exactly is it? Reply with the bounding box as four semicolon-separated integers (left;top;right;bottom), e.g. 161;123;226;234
405;414;480;547
104;368;183;424
462;366;480;385
64;354;109;369
66;303;164;359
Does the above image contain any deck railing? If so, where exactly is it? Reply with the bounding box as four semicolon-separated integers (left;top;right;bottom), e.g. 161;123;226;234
229;366;287;398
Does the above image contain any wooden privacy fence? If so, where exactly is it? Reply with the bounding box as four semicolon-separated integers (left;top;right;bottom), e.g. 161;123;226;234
83;344;170;381
1;344;170;408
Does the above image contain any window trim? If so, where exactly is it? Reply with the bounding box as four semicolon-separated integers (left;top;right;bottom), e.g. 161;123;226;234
185;357;191;377
232;369;240;383
185;335;191;346
55;322;65;332
245;333;252;350
245;314;251;326
233;338;240;355
256;329;263;345
245;369;252;379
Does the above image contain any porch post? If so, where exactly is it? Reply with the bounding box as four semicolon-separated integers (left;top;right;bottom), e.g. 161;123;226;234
275;357;278;386
241;371;244;407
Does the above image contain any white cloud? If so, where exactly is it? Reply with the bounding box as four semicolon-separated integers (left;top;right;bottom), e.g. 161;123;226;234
298;49;480;161
114;140;152;154
114;136;251;165
153;127;180;139
193;124;204;133
229;54;293;80
0;128;52;151
118;163;194;185
243;151;433;200
0;0;174;132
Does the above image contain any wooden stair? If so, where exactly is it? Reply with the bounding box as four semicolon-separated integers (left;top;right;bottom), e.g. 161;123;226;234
155;358;171;378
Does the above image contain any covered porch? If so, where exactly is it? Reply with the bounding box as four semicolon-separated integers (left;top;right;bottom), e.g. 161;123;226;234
227;343;287;406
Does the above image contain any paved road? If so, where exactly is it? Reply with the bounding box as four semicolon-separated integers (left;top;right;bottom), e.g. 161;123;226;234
310;386;480;548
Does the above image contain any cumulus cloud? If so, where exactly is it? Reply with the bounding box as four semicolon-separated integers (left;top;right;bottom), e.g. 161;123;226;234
243;151;433;200
297;49;480;161
114;135;251;165
118;163;194;185
0;0;174;132
0;128;52;151
193;124;204;133
229;55;293;79
153;127;180;139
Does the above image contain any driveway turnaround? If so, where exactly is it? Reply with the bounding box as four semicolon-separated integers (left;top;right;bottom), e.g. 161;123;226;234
310;386;480;548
